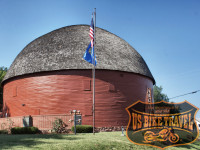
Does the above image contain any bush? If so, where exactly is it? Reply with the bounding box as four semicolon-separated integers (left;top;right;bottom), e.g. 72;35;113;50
0;130;8;134
11;127;39;134
71;125;93;133
52;118;68;133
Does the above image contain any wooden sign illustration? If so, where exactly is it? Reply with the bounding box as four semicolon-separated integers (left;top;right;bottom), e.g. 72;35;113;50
126;100;199;149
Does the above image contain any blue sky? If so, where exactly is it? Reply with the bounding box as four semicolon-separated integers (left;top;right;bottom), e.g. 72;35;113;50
0;0;200;117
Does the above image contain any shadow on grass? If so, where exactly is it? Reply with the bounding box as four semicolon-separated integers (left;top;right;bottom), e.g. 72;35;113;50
0;134;82;149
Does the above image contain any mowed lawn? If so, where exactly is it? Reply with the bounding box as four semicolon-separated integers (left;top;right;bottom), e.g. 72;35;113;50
0;132;199;150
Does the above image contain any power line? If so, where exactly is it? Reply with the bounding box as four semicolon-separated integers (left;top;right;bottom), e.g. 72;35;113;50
169;90;200;100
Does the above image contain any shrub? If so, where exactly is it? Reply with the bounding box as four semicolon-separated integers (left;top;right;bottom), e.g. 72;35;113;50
11;127;39;134
52;118;68;133
71;125;93;133
0;130;8;134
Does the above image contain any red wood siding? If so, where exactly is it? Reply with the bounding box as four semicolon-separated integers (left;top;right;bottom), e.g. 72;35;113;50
3;70;153;127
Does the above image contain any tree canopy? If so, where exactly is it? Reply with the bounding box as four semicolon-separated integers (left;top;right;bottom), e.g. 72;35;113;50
0;66;7;105
153;85;169;102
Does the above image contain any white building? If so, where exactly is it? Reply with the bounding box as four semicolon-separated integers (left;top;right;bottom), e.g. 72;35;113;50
196;119;200;130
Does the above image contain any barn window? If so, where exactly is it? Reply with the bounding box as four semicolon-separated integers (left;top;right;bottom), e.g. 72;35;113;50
13;86;17;97
83;80;91;91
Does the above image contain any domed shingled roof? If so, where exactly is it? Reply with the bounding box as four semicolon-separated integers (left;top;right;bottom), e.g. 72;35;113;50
3;25;155;83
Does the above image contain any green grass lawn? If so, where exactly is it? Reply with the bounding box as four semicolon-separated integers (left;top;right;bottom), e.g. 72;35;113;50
0;132;199;150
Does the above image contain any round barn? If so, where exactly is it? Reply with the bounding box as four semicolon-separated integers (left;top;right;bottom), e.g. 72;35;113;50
2;25;155;127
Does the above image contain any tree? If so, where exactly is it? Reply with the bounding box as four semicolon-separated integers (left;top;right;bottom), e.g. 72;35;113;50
153;85;169;102
0;67;7;106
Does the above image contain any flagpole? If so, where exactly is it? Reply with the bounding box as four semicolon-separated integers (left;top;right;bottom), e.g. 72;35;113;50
93;8;96;135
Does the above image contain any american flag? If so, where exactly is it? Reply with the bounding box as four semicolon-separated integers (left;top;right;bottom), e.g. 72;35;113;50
89;17;94;47
83;14;96;66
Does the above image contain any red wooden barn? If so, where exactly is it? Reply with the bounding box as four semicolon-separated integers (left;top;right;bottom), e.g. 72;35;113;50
2;25;155;127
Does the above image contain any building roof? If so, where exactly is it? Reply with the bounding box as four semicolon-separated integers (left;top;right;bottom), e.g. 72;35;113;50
3;25;155;84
